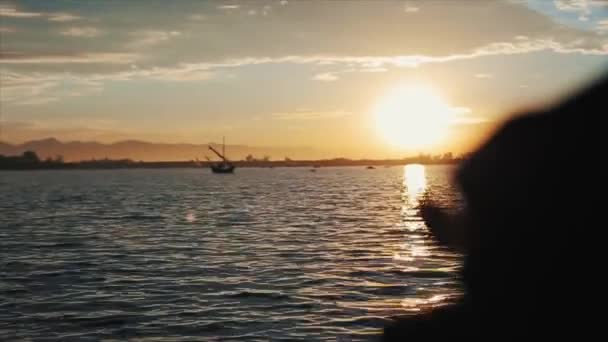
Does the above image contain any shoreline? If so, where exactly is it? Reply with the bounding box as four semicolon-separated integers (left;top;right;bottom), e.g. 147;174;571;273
0;159;460;171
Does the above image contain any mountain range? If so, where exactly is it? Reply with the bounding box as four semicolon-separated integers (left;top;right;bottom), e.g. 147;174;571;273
0;138;320;162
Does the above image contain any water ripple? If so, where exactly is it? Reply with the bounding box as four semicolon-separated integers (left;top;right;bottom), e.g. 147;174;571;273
0;166;463;340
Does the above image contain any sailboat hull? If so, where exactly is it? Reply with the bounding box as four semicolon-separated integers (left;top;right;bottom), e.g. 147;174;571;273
211;164;235;173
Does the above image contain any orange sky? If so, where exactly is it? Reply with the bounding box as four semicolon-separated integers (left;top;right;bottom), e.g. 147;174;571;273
1;0;607;159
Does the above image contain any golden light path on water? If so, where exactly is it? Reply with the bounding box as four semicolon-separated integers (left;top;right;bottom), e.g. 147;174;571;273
394;164;459;311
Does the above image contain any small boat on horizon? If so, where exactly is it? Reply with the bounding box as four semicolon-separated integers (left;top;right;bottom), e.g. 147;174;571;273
208;137;235;174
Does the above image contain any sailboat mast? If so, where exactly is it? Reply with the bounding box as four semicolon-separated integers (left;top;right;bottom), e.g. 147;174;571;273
222;136;225;158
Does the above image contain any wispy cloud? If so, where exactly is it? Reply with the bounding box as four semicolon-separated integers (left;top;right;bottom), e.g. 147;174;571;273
358;67;388;73
0;27;16;33
48;12;81;22
2;36;606;106
0;73;60;103
312;72;339;81
451;116;489;125
60;27;101;38
0;62;215;105
134;67;213;81
217;5;240;10
404;5;420;13
450;107;473;115
189;14;206;21
474;73;493;78
271;109;351;120
131;30;181;47
0;4;80;21
0;52;138;64
448;107;489;125
3;36;606;76
16;97;59;106
1;67;212;104
555;0;591;21
204;38;606;71
0;4;41;18
597;19;608;31
0;70;106;107
469;37;608;57
553;0;608;21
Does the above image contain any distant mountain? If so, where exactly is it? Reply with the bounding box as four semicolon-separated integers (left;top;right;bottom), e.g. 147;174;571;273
0;138;320;162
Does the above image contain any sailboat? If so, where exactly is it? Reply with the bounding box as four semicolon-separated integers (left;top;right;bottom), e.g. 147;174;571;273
208;137;235;174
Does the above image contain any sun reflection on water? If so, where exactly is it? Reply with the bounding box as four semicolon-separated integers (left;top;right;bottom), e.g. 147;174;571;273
404;164;426;205
395;164;454;311
400;164;427;231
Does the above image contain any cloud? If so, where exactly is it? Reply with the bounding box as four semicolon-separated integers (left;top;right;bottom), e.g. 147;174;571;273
2;1;607;75
189;14;206;21
358;67;388;72
48;12;81;22
553;0;608;21
3;34;605;101
404;5;420;13
271;109;351;120
131;30;181;47
0;4;80;21
0;52;138;64
196;37;607;71
597;19;608;31
448;107;489;125
554;0;591;21
16;97;59;106
133;67;213;81
217;5;240;10
2;35;606;88
0;71;106;106
451;116;489;125
0;73;61;103
312;72;339;81
475;73;493;78
1;1;606;106
0;4;41;18
469;37;608;56
248;10;257;16
60;27;101;38
280;0;289;5
162;38;604;72
0;27;16;33
0;62;213;106
450;107;473;115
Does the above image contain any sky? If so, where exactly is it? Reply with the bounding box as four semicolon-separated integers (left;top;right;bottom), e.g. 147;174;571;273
1;0;607;159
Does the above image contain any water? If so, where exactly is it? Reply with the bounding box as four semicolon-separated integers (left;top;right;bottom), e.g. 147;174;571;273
0;165;464;341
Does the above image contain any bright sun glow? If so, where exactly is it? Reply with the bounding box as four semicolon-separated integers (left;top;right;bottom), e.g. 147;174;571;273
374;84;452;148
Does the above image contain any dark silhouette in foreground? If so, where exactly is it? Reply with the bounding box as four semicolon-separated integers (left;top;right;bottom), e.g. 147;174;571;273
383;73;604;339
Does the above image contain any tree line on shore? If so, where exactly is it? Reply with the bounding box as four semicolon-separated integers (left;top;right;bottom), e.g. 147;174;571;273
1;151;465;170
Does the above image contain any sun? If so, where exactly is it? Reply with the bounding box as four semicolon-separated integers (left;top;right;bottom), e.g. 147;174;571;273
374;84;452;149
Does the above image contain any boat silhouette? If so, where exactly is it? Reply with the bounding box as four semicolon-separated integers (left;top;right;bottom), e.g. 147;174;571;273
208;137;235;174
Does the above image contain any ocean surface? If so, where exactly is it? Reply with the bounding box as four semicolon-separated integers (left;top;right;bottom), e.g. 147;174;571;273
0;165;464;341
